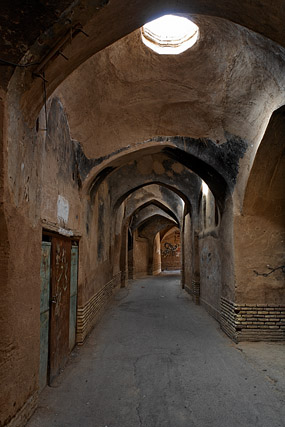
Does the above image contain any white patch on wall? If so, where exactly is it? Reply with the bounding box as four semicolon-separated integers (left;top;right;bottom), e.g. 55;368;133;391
57;195;69;224
59;227;73;237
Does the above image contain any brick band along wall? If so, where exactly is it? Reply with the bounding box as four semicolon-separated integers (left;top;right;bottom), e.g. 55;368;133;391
7;392;38;427
221;297;285;342
200;298;220;322
152;261;161;275
184;280;200;304
76;272;121;344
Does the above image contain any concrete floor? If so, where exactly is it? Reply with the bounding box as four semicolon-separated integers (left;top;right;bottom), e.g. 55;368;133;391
27;274;285;427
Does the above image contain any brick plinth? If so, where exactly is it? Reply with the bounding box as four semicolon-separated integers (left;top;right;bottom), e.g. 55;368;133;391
200;298;220;322
76;273;121;344
7;392;38;427
221;297;285;342
184;280;200;304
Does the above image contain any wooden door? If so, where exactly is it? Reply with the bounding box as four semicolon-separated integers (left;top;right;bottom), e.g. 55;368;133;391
49;236;71;384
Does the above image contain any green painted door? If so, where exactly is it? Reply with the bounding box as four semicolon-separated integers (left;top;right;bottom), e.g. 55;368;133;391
69;245;78;351
39;242;51;391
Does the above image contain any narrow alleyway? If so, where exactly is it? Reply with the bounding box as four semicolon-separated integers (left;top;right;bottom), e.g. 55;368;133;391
27;275;285;427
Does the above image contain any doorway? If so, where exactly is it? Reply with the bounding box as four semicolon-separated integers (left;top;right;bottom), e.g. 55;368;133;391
39;232;78;390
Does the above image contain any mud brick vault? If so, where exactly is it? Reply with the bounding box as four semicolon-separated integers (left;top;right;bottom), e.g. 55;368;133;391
0;1;284;425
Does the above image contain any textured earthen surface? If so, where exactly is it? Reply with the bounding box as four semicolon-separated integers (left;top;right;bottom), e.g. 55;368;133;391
161;227;181;271
235;107;285;304
0;2;284;425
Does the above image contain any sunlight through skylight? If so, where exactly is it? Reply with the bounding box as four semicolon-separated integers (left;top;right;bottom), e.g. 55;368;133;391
142;15;199;55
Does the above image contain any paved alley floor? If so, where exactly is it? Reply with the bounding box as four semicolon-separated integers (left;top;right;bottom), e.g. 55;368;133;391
27;274;285;427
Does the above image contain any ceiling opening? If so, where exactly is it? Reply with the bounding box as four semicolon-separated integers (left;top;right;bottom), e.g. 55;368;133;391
141;14;199;55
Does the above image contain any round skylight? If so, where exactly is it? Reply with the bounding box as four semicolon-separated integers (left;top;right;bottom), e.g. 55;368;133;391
142;15;199;55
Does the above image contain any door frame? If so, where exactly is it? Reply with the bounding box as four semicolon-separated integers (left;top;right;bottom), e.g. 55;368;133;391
40;230;79;387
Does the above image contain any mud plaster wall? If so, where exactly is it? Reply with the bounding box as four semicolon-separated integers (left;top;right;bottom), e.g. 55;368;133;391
183;214;192;288
0;91;87;424
201;188;217;229
96;152;201;216
81;178;117;304
153;232;161;275
38;98;120;312
0;85;242;425
57;17;285;159
131;206;175;232
55;16;285;207
198;186;222;314
7;124;46;418
85;149;197;288
199;233;221;316
0;84;48;425
0;95;11;424
133;230;149;278
1;4;285;425
161;228;181;271
4;1;285;130
124;185;184;226
113;204;126;278
1;91;125;425
48;130;125;309
234;108;285;304
41;98;82;232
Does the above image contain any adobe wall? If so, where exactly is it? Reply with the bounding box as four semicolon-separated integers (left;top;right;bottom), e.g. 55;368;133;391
234;108;285;305
0;90;124;425
198;189;222;318
161;228;181;271
199;232;221;320
56;18;285;168
133;231;149;278
219;110;285;342
153;232;161;275
0;87;44;425
124;185;184;226
183;214;193;292
2;14;285;424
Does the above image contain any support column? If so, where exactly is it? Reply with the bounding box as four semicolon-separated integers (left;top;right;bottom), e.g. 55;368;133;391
147;237;154;275
119;224;128;287
192;231;200;304
128;229;134;279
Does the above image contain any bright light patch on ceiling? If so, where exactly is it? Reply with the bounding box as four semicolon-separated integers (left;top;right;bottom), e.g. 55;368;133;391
142;15;199;55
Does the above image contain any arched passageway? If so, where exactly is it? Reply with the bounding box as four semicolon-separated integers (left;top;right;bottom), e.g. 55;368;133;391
0;3;284;425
